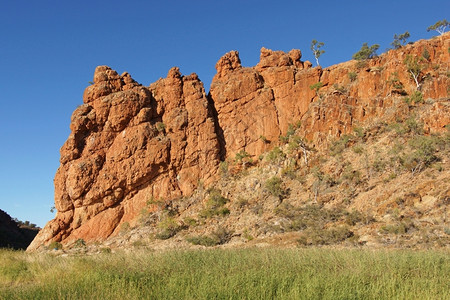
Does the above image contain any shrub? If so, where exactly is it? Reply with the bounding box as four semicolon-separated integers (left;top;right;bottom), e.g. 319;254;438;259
279;124;298;143
372;156;387;172
100;247;111;254
74;239;86;248
219;161;229;177
422;48;430;61
299;226;354;246
199;189;230;219
183;217;198;227
387;72;406;95
379;223;408;234
156;217;182;240
48;241;63;250
401;136;439;173
352;145;364;154
236;197;249;208
155;122;166;132
329;134;352;156
333;84;347;94
352;43;380;60
345;210;363;226
186;235;218;247
309;82;323;96
342;166;361;184
353;127;365;139
348;72;357;82
186;227;233;246
281;165;297;179
266;147;286;163
404;91;424;105
404;116;423;135
259;135;269;143
234;150;250;163
265;176;285;198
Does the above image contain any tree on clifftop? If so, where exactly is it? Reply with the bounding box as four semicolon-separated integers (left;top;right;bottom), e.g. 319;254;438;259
391;31;410;49
310;40;325;66
352;43;380;60
427;19;448;35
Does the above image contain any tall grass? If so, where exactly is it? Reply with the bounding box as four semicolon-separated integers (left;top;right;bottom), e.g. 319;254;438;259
0;248;448;299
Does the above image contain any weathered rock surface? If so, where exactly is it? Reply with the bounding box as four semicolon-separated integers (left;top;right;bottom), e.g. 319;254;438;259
28;33;449;250
29;67;221;249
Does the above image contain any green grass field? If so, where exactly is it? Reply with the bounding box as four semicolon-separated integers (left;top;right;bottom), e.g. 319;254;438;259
0;247;448;299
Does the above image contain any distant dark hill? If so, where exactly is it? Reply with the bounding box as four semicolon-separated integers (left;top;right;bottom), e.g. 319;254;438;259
0;209;39;249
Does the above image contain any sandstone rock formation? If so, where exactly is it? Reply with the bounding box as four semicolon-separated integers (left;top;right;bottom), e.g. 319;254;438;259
28;33;449;250
29;66;221;249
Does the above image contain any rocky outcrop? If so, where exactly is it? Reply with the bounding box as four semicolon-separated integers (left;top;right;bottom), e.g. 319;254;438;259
28;33;449;250
28;67;221;249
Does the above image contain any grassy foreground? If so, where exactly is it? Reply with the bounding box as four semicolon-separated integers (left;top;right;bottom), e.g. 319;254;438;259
0;247;448;299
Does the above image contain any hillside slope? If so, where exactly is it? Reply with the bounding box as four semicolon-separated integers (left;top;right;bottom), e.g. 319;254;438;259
0;209;39;249
29;33;449;251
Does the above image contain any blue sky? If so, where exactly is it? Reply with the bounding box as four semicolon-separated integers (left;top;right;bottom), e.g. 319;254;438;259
0;0;448;227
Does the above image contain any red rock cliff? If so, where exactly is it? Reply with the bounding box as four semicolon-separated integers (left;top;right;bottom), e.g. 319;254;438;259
28;33;449;250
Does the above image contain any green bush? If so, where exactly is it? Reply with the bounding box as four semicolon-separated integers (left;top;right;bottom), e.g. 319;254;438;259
155;217;182;240
186;227;233;246
186;235;219;247
404;91;424;105
401;135;439;173
348;72;357;82
74;239;86;248
155;122;165;132
333;83;347;94
329;134;352;156
352;43;380;60
266;147;286;163
298;226;354;246
379;223;408;235
183;217;198;227
309;82;323;96
422;48;431;60
342;166;361;184
265;176;285;198
199;188;230;219
47;241;63;250
352;145;364;154
235;150;250;163
345;210;363;226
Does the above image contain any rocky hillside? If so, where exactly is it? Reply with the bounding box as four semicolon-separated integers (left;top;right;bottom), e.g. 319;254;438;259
0;209;39;249
28;33;449;251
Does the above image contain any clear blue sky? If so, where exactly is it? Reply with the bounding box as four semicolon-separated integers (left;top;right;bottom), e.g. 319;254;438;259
0;0;448;227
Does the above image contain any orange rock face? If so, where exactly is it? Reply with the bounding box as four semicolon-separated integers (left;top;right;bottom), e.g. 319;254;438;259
29;66;221;249
28;33;449;250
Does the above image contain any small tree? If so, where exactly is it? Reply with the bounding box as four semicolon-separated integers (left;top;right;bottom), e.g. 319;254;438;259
391;31;410;49
310;40;325;66
427;19;449;35
404;55;426;90
352;43;380;60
